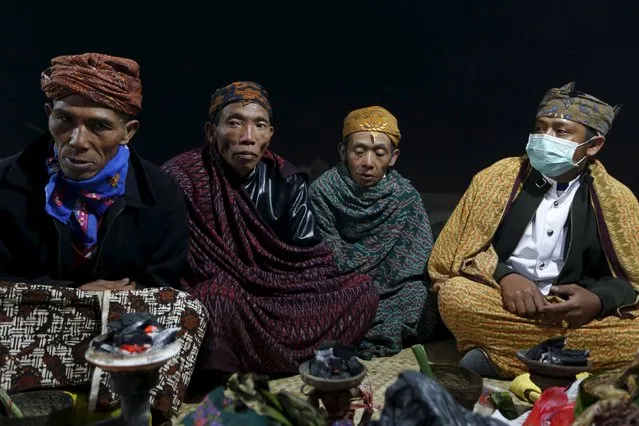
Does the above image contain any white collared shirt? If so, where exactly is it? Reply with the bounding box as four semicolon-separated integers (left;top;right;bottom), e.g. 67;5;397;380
505;173;582;295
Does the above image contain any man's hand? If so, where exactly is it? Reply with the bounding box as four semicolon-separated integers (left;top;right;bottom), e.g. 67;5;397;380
539;284;602;328
79;278;135;292
499;273;547;318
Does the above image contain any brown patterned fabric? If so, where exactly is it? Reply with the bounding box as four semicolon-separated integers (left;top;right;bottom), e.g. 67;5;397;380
438;278;639;378
536;82;622;135
41;53;143;115
0;283;207;417
208;81;272;122
342;106;401;145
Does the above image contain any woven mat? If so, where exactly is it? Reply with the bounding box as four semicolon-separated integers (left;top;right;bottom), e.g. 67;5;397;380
173;342;533;424
269;347;417;404
268;348;532;422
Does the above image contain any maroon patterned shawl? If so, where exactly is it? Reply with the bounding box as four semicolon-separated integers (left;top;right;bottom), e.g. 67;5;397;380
162;147;378;373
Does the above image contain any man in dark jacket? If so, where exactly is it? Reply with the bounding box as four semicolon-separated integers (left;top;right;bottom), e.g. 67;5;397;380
0;53;206;421
0;52;187;289
162;81;378;376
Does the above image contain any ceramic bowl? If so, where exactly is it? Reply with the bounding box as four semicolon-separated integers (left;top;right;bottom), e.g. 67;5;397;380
431;363;484;410
4;390;73;426
299;360;367;392
516;349;593;390
84;331;181;372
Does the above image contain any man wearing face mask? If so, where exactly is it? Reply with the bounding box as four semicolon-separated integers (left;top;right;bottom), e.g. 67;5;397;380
162;82;378;377
428;82;639;379
309;106;436;359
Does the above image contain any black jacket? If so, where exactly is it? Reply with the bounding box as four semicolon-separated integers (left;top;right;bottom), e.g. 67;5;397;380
492;168;637;316
235;159;322;247
0;134;188;289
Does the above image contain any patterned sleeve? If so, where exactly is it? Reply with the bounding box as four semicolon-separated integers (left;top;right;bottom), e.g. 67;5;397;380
308;177;341;246
417;199;434;260
427;176;478;286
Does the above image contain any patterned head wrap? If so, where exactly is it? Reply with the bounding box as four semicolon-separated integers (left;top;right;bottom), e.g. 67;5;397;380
41;53;142;116
536;82;622;136
208;81;272;122
342;106;401;145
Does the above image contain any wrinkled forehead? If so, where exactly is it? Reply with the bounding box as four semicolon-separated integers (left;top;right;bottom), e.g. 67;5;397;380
218;101;271;122
51;95;122;122
348;131;392;147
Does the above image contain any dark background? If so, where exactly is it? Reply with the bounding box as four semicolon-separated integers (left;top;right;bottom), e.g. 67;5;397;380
1;1;637;194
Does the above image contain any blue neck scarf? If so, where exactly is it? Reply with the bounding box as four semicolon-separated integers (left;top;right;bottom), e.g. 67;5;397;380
45;145;130;248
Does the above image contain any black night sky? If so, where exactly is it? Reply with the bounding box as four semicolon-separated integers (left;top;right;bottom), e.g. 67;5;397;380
2;2;637;194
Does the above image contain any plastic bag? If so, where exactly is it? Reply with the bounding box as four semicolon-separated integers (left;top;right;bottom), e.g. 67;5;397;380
370;371;506;426
522;387;574;426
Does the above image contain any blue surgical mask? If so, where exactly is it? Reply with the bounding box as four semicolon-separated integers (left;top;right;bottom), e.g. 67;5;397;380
525;133;593;177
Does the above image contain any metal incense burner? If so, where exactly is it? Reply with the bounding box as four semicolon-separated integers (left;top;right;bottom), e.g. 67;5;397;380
85;330;181;426
299;360;372;425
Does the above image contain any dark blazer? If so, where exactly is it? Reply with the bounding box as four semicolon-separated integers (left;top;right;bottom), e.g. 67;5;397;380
0;134;188;289
492;168;636;316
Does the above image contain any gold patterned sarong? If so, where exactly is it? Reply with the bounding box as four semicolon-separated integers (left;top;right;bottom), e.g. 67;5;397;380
428;156;639;378
438;277;639;377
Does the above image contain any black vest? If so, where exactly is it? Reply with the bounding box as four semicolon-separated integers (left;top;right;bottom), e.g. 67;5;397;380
492;169;603;284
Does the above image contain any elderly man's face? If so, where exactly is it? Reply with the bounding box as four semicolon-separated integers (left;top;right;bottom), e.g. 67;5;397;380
45;95;138;180
205;102;274;177
340;131;399;188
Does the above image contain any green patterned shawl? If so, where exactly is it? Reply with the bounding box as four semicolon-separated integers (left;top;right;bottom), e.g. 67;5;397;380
310;163;435;358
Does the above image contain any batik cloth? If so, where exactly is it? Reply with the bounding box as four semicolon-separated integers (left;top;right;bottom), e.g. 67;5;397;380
536;82;621;135
342;106;401;145
208;81;272;121
41;52;142;115
0;283;207;417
